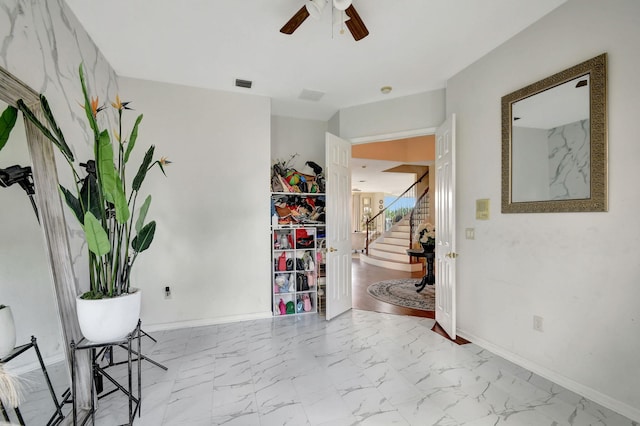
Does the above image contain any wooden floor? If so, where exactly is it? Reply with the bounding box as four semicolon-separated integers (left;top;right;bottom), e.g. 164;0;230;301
351;255;434;319
351;254;470;345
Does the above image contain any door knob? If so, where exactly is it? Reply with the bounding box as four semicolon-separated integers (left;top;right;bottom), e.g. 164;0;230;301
329;247;337;252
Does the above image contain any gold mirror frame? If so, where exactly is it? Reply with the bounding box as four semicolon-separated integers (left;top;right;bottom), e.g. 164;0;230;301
501;53;607;213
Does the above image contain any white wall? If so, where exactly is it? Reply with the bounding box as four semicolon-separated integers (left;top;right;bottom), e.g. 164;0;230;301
339;89;445;140
0;0;117;369
446;0;640;419
271;116;328;170
512;127;550;202
119;77;272;328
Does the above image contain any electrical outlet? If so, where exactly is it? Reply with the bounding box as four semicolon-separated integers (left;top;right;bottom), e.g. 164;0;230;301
465;228;475;240
533;315;544;332
164;286;171;299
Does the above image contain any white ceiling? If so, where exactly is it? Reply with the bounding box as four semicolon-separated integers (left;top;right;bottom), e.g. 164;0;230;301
64;0;567;122
513;75;589;129
351;157;427;195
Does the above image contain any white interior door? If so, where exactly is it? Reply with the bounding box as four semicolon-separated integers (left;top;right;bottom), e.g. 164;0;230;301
435;114;457;339
325;132;352;320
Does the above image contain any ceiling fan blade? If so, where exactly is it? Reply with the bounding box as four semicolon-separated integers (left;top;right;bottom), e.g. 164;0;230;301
344;5;369;41
280;6;310;34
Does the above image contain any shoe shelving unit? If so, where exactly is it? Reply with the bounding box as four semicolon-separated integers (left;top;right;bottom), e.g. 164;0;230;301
271;192;326;317
316;226;326;315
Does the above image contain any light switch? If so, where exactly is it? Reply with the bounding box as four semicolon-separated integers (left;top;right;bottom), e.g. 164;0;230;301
465;228;475;240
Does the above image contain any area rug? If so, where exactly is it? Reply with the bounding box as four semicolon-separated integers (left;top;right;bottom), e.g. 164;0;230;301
367;279;435;311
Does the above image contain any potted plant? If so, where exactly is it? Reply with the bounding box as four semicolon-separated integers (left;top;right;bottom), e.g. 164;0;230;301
415;222;435;252
0;305;16;358
15;65;170;343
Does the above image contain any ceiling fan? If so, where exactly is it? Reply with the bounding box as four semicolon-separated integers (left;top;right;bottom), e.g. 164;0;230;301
280;0;369;41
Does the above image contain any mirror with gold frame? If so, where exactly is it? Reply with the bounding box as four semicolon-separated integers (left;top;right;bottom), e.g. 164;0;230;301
501;53;607;213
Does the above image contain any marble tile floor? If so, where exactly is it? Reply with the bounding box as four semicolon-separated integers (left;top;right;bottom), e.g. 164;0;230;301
1;360;71;425
8;310;638;425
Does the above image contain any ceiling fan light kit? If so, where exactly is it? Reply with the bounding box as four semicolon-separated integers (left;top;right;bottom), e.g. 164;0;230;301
306;0;327;19
280;0;368;41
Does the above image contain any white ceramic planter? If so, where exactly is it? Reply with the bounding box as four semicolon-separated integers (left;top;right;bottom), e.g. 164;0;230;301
0;306;16;358
76;289;141;343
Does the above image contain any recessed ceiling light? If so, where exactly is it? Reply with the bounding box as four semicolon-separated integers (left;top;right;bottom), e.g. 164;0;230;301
380;86;392;94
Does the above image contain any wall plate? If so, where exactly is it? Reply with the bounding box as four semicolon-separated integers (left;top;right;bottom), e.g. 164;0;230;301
476;199;490;220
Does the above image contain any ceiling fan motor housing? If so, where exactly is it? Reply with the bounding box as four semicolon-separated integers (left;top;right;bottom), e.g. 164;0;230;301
333;0;352;11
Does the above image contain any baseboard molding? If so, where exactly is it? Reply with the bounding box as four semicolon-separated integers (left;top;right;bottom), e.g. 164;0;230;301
4;352;66;376
142;311;274;333
456;328;640;423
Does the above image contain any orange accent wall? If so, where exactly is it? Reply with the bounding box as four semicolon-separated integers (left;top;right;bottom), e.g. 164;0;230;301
352;135;435;162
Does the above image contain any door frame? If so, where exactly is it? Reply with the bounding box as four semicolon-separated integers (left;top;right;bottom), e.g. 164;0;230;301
349;126;456;329
349;127;438;145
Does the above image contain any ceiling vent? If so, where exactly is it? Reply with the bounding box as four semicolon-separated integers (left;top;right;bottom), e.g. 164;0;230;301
235;79;252;89
299;89;325;102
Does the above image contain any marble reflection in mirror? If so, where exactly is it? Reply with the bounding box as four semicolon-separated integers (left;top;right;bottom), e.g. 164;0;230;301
502;53;607;213
0;100;70;423
511;75;590;202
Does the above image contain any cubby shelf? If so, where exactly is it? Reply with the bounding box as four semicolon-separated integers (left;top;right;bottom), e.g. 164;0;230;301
271;193;326;317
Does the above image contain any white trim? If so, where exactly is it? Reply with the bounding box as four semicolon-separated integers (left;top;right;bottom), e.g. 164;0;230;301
457;328;640;423
142;311;273;333
349;127;437;144
4;352;66;376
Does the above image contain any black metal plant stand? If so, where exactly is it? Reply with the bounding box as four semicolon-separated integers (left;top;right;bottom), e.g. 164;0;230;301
0;336;65;426
70;321;142;426
407;248;435;292
99;328;167;373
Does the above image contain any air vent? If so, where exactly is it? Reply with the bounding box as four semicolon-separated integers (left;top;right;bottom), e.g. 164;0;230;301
235;79;252;89
299;89;325;102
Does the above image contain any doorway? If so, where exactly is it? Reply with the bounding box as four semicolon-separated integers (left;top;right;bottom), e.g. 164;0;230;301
348;129;436;317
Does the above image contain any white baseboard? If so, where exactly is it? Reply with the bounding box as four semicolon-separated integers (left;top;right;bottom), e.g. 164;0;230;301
141;311;274;333
4;352;66;376
456;328;640;423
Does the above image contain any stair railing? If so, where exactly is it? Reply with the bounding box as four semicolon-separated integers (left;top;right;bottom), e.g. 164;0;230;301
364;170;429;254
409;187;431;247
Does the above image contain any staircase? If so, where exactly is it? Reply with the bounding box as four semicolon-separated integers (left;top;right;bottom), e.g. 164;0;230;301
359;218;422;272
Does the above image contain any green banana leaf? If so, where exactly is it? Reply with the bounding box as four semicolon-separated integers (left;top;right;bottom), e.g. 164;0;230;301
78;65;99;138
0;105;18;153
132;145;155;191
59;185;83;224
80;174;103;219
136;195;152;233
39;95;74;161
16;99;73;163
96;130;129;223
124;114;143;163
132;221;156;253
84;211;110;257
